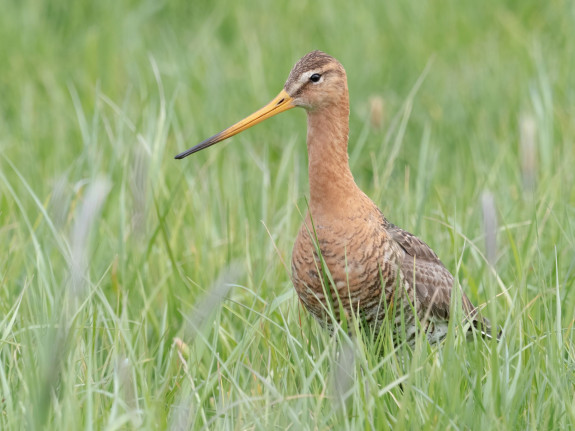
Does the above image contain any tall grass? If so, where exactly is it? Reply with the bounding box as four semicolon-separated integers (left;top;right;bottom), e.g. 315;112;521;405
1;0;574;429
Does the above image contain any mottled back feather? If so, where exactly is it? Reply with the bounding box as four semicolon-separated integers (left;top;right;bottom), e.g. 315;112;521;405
385;219;492;335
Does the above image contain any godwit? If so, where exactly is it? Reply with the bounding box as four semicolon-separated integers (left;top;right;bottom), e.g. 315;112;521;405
176;51;492;344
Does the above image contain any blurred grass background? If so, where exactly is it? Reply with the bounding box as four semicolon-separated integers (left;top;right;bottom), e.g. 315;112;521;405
1;0;574;429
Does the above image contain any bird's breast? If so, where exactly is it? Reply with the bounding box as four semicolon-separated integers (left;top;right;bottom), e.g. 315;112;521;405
291;211;403;327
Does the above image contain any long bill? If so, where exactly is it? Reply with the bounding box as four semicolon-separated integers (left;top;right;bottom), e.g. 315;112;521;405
175;89;295;159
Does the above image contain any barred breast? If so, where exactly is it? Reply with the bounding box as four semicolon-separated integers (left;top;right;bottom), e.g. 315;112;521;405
291;207;407;333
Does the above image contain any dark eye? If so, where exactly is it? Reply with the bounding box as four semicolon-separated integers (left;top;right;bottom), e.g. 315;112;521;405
309;73;321;83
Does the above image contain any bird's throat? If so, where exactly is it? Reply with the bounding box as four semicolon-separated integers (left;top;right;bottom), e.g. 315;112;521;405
306;101;362;217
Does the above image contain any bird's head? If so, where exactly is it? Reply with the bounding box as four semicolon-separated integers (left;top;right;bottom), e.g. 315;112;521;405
175;51;347;159
283;50;348;111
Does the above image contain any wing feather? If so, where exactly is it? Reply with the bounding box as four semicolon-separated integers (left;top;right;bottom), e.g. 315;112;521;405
385;221;484;326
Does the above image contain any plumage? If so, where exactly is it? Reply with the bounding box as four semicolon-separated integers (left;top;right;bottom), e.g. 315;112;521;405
176;50;492;344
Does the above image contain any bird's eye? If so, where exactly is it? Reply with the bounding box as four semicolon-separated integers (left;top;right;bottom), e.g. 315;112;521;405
309;73;321;83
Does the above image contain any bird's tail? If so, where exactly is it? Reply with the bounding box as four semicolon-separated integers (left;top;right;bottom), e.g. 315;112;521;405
470;315;501;341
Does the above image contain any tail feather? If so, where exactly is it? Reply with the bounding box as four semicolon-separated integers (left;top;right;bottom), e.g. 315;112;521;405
470;315;501;340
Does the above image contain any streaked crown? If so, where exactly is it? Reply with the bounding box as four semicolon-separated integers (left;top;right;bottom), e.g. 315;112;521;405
284;50;348;110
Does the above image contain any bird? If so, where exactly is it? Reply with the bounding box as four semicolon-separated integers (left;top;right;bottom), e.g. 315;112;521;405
176;50;493;345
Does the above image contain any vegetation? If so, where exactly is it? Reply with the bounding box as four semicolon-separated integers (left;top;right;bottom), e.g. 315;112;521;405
1;0;574;429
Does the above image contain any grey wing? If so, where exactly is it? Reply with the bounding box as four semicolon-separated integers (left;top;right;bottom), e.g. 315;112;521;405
385;221;478;321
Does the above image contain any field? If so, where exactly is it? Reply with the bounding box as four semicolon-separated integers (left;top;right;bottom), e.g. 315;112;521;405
1;0;574;429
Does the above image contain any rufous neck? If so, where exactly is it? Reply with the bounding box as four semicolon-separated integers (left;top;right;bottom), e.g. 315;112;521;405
306;97;361;216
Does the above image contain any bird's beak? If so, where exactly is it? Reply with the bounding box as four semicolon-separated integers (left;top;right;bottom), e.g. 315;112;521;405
175;89;295;159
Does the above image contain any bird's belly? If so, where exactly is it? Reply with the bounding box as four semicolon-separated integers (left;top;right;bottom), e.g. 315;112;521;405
291;221;402;329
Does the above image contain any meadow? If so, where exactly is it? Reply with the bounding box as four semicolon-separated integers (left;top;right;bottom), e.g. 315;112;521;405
1;0;574;429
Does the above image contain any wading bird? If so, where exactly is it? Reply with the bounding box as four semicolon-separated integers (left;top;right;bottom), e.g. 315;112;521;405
176;51;492;344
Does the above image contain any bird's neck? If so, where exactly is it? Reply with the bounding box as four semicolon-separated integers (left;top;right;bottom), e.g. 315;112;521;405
306;97;363;218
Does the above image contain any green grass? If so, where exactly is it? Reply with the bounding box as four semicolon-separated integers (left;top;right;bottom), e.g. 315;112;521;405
1;0;575;429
